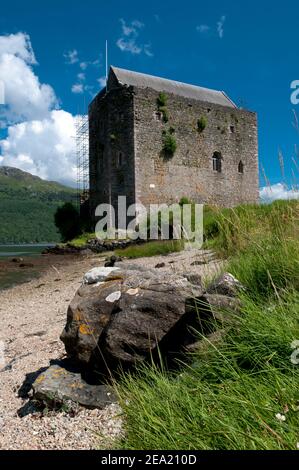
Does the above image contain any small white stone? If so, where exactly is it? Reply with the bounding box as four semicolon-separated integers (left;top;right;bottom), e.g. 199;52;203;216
126;288;139;296
105;291;121;303
83;267;120;285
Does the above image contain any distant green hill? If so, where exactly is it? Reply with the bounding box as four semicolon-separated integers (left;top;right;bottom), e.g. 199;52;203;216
0;166;77;243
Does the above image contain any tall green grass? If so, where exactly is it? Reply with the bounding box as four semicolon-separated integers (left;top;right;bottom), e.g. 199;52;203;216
204;200;299;299
114;200;299;450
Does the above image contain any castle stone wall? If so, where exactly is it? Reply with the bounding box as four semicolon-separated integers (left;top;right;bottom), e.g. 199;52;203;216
133;87;258;209
89;84;259;226
89;87;135;222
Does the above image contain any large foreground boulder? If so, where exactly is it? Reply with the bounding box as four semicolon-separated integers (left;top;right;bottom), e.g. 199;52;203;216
60;266;243;376
60;266;203;371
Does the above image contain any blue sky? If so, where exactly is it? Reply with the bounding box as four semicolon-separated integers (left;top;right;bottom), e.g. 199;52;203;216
0;0;299;193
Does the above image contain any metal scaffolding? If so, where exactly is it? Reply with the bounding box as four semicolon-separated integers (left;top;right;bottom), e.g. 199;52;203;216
76;114;89;206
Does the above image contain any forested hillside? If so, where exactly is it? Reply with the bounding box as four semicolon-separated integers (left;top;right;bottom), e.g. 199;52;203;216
0;166;77;243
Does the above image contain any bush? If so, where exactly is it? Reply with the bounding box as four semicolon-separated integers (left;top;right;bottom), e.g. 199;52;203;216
197;116;207;133
159;106;169;123
157;92;167;107
54;202;81;242
157;93;169;123
162;130;177;157
69;232;95;247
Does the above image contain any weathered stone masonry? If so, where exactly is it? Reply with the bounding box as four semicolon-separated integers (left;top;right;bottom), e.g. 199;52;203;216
89;66;258;219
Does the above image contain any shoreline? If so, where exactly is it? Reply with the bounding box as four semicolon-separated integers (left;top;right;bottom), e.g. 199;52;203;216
0;251;83;291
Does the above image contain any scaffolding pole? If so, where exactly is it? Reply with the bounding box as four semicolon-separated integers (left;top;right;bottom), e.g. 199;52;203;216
76;114;89;207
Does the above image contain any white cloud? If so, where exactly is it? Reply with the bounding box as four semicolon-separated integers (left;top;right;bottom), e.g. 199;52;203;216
196;24;210;34
260;183;299;203
0;32;36;64
66;52;102;96
0;33;57;123
92;59;101;67
116;19;153;56
0;110;76;185
116;37;142;54
144;44;154;57
0;80;4;105
217;15;226;39
71;73;91;94
79;58;101;71
71;83;84;94
196;16;226;39
77;72;85;81
120;18;144;37
98;76;106;88
64;49;79;64
0;32;77;185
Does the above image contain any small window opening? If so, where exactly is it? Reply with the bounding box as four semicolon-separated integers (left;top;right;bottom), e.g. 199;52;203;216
117;152;124;167
230;125;235;133
238;160;244;174
213;152;222;173
154;111;162;121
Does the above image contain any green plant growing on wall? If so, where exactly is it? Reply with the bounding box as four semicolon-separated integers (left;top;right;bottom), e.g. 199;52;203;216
157;92;167;107
197;116;207;133
157;92;169;123
162;129;177;157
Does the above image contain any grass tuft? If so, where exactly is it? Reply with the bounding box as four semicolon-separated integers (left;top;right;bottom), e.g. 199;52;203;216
68;232;95;247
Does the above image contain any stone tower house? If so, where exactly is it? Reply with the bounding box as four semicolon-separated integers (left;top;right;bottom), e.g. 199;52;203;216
89;66;258;218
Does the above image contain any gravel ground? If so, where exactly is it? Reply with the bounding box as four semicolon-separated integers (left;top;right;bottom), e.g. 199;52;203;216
0;253;123;450
124;248;224;284
0;248;223;450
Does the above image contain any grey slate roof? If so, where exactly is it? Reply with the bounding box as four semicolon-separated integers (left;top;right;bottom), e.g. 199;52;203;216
110;66;237;108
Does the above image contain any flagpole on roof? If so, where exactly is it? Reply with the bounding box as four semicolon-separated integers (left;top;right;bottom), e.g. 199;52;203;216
105;40;108;90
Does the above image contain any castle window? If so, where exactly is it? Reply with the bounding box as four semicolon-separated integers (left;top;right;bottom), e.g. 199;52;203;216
238;160;244;174
154;111;162;121
230;125;235;133
117;152;124;167
213;152;222;173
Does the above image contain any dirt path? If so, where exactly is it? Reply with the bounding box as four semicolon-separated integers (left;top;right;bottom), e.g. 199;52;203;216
0;248;223;450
